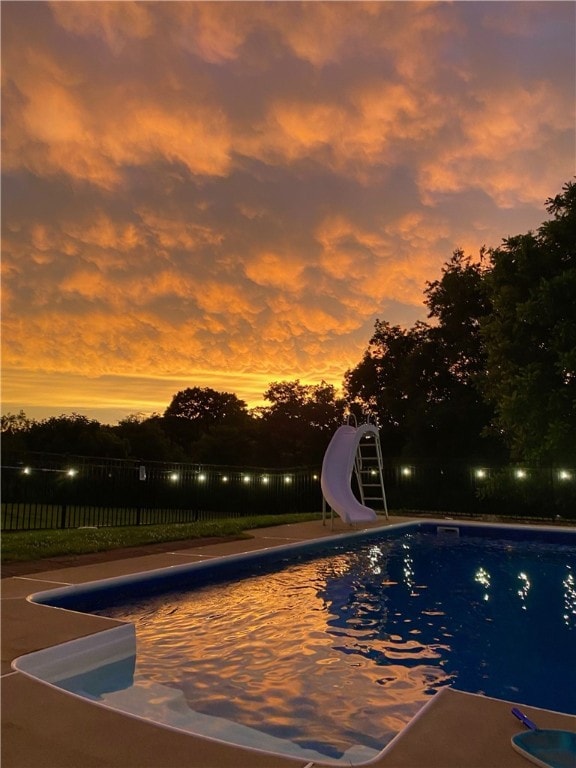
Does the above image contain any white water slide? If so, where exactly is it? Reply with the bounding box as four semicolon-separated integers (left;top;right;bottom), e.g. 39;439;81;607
321;423;385;525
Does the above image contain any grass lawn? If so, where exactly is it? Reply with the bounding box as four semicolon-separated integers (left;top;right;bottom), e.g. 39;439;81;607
1;513;322;563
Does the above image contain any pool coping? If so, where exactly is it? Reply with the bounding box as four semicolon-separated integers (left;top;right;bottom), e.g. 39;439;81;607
2;515;576;768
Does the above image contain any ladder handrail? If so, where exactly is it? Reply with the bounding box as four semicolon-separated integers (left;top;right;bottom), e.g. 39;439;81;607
345;413;377;428
352;425;388;519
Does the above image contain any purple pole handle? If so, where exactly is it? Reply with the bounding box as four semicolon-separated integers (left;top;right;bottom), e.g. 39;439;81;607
512;707;538;731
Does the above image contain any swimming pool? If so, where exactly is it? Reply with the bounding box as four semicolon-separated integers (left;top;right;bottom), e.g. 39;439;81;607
16;521;576;766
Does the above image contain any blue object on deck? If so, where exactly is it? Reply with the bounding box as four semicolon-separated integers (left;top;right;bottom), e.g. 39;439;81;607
513;707;539;732
511;708;576;768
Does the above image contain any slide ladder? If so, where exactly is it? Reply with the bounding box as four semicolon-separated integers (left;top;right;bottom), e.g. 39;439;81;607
321;417;388;527
355;429;388;513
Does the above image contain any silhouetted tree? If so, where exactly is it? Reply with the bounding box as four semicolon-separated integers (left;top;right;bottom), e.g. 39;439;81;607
345;320;436;457
163;387;250;458
255;380;346;465
164;387;248;422
19;414;129;458
1;410;32;434
345;251;505;461
1;411;34;464
190;423;260;465
113;413;187;462
482;180;576;463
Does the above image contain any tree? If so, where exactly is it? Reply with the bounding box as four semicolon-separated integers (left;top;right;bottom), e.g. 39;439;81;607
345;251;505;461
162;387;250;458
345;320;441;457
21;414;129;458
164;387;248;422
1;410;32;434
190;423;260;465
423;250;505;460
113;413;187;462
255;380;346;465
424;249;491;382
481;180;576;464
346;317;462;459
260;380;345;431
1;411;34;463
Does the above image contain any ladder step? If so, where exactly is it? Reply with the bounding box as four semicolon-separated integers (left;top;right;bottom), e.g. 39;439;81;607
352;428;389;519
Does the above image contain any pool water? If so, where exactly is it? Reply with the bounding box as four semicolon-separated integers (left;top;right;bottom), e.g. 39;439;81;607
88;530;576;761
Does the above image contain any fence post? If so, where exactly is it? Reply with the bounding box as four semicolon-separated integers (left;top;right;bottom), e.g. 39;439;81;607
60;504;67;529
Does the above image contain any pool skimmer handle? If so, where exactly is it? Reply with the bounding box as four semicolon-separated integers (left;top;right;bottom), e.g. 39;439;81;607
512;707;538;731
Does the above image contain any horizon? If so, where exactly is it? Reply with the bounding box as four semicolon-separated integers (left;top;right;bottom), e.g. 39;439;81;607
2;369;349;426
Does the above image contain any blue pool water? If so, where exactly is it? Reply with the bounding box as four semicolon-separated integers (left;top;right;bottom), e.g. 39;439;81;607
26;523;576;764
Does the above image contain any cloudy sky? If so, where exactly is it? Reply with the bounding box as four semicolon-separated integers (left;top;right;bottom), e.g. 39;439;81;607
2;1;574;424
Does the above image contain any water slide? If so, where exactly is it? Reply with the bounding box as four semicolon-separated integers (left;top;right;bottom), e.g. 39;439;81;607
321;424;379;525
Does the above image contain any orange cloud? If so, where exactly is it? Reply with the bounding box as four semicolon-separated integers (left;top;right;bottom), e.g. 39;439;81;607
418;68;572;208
49;1;154;50
315;213;433;312
243;251;308;291
2;1;573;422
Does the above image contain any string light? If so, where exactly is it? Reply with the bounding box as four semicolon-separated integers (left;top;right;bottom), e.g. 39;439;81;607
10;460;576;501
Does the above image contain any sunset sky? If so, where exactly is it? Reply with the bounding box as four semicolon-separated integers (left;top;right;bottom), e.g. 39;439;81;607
2;1;575;425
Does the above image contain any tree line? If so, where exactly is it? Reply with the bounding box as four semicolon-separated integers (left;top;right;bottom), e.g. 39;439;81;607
3;180;575;470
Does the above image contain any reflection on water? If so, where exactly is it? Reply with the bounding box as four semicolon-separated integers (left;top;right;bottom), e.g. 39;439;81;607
474;566;491;601
517;572;531;609
96;533;576;760
564;566;576;628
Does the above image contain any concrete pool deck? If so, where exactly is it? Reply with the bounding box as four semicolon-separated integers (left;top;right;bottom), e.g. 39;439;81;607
2;515;575;767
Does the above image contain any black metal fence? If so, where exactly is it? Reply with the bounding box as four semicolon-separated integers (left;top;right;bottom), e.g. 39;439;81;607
1;453;322;531
2;451;575;531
